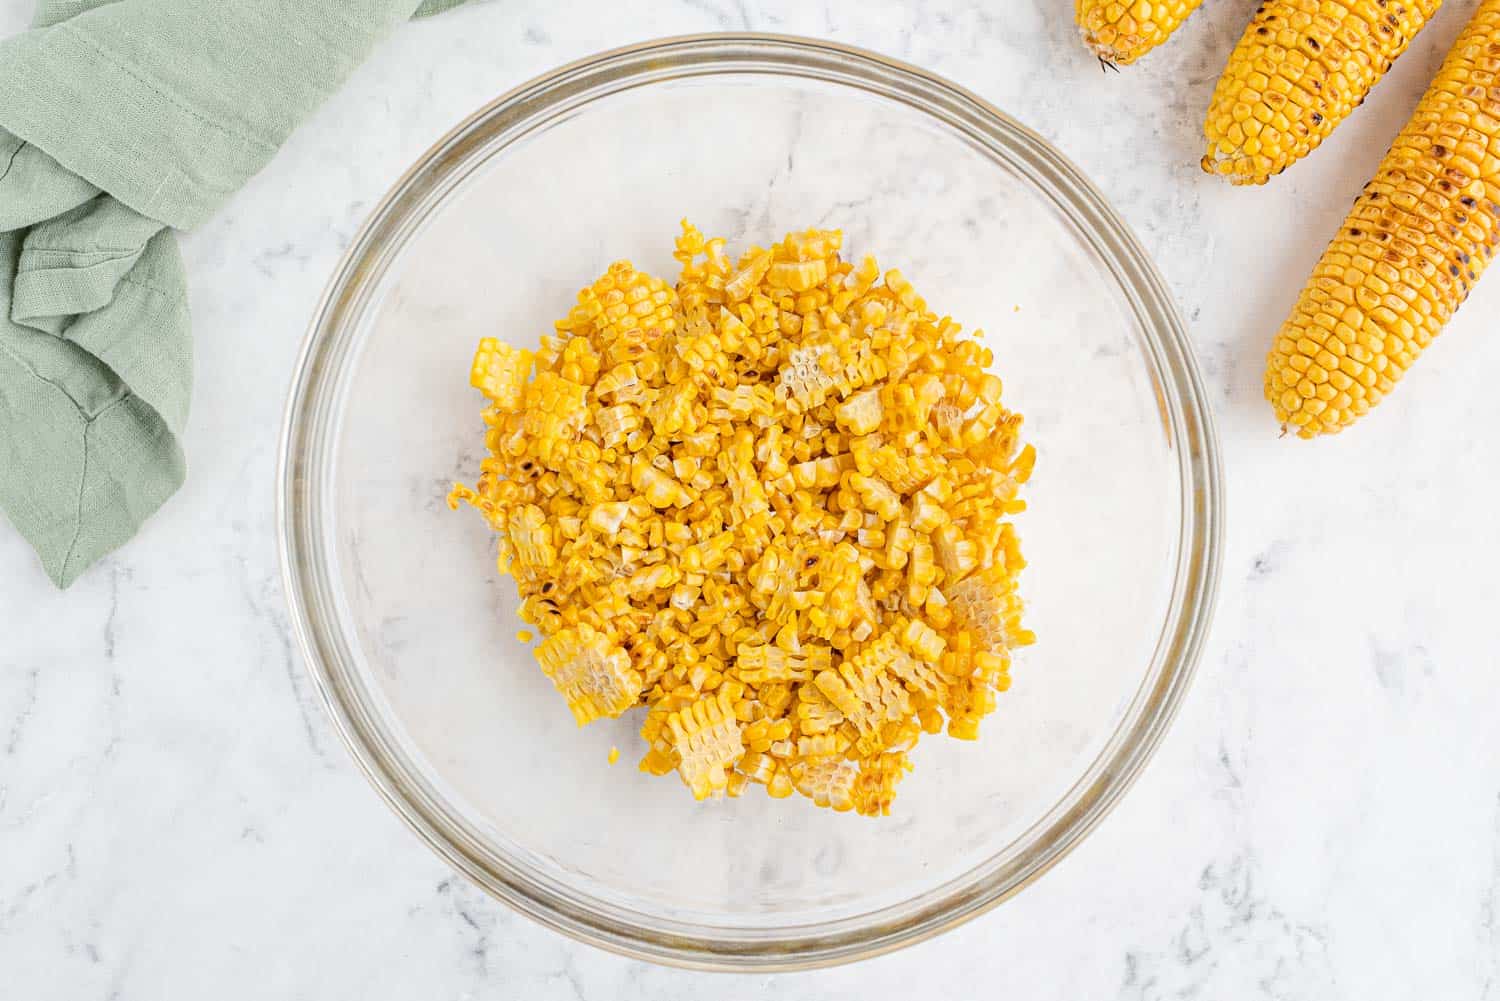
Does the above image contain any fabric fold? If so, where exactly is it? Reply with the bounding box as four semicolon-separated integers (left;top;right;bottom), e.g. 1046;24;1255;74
0;0;467;587
13;197;168;328
0;129;100;233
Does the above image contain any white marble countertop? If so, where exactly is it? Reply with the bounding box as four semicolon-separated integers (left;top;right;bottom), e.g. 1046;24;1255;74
5;1;1500;997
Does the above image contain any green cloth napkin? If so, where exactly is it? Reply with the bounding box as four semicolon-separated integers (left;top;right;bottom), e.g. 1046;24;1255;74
0;0;467;587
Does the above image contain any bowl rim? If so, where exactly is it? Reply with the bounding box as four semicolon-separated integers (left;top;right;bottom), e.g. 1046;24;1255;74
277;31;1224;971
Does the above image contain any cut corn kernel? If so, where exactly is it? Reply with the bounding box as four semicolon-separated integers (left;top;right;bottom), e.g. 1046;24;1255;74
469;339;533;409
452;222;1034;816
668;688;745;800
535;625;643;726
791;754;861;812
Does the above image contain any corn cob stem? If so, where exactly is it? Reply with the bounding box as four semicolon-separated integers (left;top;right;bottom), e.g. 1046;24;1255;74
1204;0;1443;185
1267;0;1500;436
1076;0;1206;65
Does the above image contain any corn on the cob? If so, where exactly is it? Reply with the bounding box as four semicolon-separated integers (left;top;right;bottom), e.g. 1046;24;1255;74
1076;0;1205;65
451;221;1037;816
1203;0;1443;185
1266;0;1500;436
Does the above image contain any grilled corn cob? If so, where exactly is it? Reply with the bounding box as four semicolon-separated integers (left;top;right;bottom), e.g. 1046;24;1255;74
1076;0;1206;65
1267;0;1500;436
1203;0;1443;185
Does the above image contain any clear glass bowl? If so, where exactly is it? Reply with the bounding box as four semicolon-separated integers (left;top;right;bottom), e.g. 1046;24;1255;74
278;34;1222;969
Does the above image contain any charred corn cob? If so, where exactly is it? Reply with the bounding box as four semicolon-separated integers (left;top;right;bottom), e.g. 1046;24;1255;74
1267;0;1500;436
1203;0;1443;185
452;222;1037;816
1076;0;1206;65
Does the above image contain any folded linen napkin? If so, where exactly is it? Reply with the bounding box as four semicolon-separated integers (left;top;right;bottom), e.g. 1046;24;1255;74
0;0;467;587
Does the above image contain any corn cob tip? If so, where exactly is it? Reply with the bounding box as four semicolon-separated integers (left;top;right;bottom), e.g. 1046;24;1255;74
1198;151;1274;186
1075;0;1206;66
1076;22;1128;67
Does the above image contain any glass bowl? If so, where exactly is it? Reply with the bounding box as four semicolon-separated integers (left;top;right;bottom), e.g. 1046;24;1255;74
278;34;1222;970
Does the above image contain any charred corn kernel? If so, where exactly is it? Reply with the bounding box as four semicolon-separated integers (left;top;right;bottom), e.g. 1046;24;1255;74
1267;0;1500;435
1202;0;1442;185
453;221;1034;817
1075;0;1204;65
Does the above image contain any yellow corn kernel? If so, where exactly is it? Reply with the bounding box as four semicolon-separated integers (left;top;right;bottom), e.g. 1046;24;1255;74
469;339;533;409
1202;0;1442;186
768;258;829;292
1075;0;1204;65
1264;0;1500;434
506;505;555;576
814;659;912;750
894;617;947;664
667;688;746;800
948;569;1028;654
452;222;1034;818
790;755;860;811
535;625;643;726
834;388;884;435
852;753;912;817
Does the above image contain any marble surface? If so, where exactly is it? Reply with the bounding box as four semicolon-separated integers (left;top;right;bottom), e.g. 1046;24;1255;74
3;0;1499;997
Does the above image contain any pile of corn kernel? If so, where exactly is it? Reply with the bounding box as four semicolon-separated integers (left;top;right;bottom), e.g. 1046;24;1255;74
450;222;1035;817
